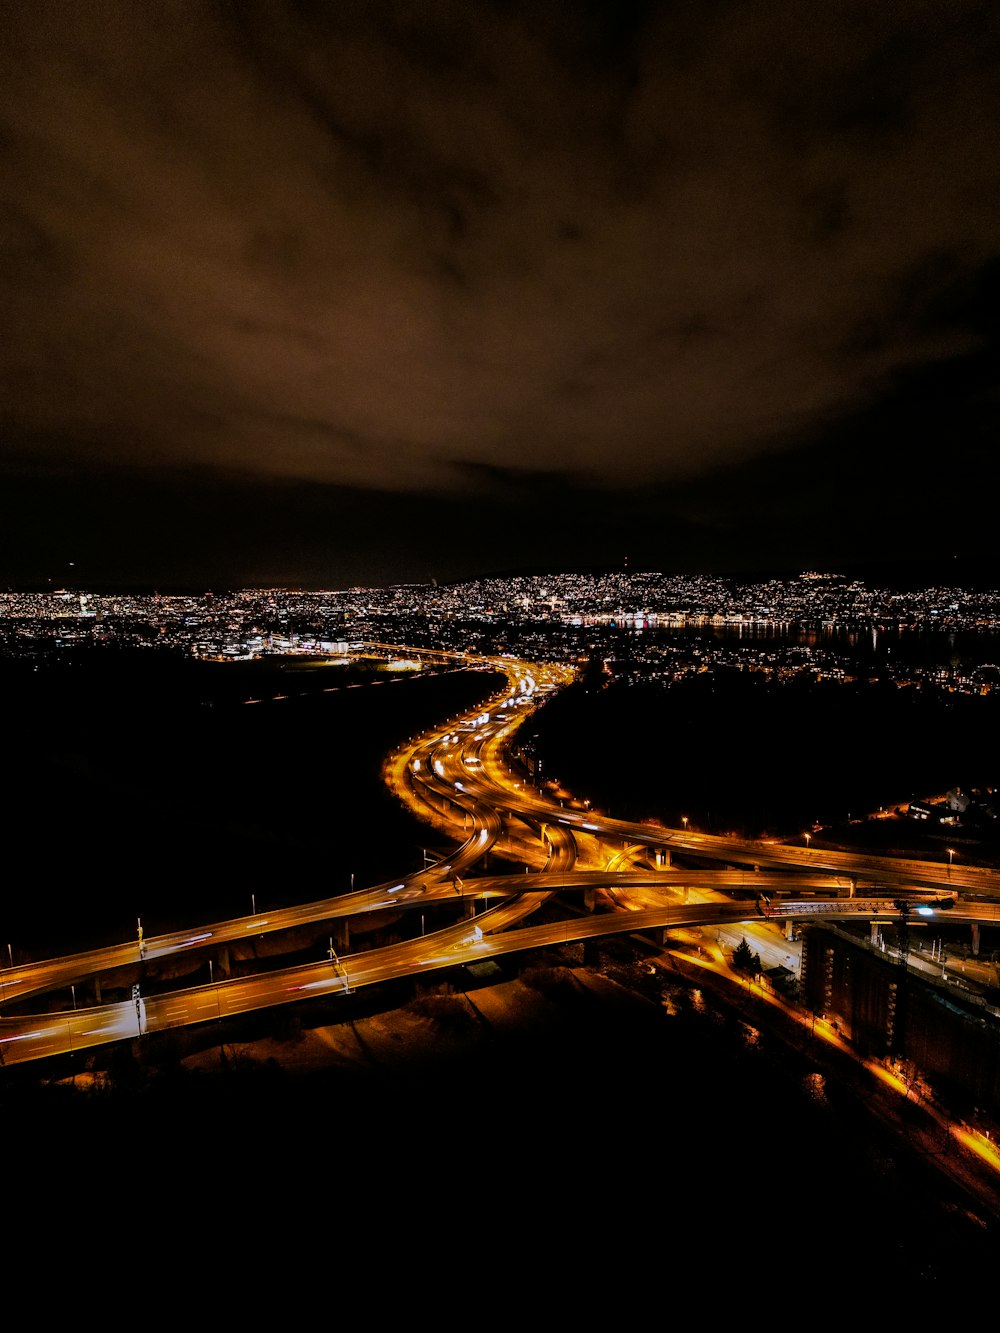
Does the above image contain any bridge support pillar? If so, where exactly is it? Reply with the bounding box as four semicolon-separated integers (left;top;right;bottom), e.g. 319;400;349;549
93;977;101;1004
333;921;350;953
655;847;670;867
870;921;880;944
582;885;596;912
218;946;231;977
464;898;476;919
971;923;980;957
785;919;795;941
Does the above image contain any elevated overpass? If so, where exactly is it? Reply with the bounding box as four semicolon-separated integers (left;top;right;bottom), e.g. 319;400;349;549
2;644;997;1067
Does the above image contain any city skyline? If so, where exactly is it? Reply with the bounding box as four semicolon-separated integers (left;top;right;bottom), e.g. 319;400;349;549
3;2;999;590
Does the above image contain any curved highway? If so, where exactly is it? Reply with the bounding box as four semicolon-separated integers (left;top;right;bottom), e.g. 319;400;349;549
2;645;998;1067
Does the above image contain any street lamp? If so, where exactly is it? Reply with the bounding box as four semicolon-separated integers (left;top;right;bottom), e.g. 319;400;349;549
947;847;954;879
329;937;351;993
682;816;688;831
804;832;811;848
208;959;222;1021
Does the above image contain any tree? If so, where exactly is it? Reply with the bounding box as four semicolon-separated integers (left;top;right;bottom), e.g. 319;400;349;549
732;937;755;975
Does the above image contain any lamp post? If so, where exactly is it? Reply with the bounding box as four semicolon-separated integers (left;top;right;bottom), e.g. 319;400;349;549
804;832;811;849
208;959;222;1021
682;816;688;831
329;937;350;993
947;847;954;879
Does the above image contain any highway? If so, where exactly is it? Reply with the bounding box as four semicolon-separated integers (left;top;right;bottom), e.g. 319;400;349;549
2;644;998;1067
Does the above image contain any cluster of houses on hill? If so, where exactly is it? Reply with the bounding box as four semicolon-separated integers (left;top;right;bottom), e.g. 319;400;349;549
907;788;997;828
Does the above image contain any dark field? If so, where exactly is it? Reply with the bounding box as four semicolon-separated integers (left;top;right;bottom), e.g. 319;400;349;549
527;667;999;850
3;651;506;952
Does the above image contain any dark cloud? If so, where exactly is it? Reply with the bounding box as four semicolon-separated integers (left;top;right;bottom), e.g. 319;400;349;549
1;0;998;585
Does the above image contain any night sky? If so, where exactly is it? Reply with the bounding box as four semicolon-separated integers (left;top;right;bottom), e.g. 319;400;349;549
2;1;999;591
